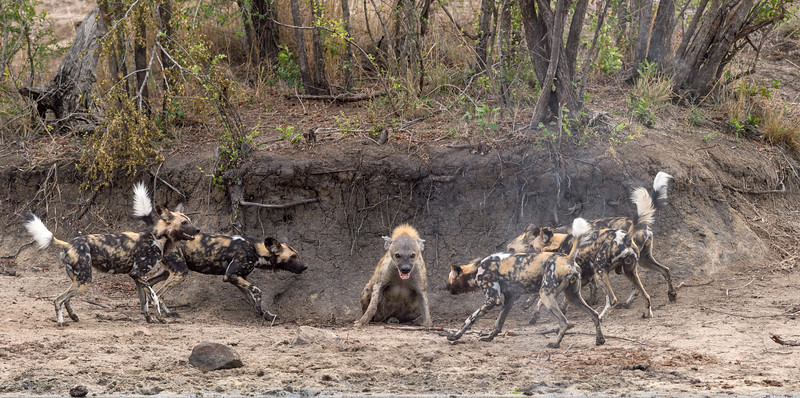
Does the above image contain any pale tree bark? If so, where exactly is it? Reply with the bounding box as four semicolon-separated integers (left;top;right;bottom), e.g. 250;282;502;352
669;0;786;98
19;7;103;123
520;0;585;126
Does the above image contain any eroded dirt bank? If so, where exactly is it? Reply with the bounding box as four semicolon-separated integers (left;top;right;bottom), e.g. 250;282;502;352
1;127;799;396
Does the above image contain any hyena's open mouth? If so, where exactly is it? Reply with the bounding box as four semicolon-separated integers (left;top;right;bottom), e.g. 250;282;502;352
398;268;412;280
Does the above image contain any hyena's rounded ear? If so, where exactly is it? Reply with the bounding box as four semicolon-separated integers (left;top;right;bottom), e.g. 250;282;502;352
264;237;283;254
417;238;425;251
382;236;393;250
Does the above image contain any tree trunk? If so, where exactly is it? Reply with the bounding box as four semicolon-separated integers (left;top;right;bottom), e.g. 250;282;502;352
134;9;149;111
632;0;653;68
157;0;175;122
474;0;495;71
18;7;102;122
289;0;314;93
668;0;784;98
340;0;354;92
521;0;583;126
245;0;281;64
646;0;677;64
310;0;329;94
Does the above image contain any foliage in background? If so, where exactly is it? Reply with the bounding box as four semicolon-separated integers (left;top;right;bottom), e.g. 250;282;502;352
0;0;62;137
627;61;673;127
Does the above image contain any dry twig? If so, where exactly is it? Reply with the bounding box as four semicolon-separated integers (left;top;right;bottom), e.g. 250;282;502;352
770;334;800;346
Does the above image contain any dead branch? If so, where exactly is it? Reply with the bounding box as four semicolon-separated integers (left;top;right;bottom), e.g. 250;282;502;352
771;334;800;346
238;197;319;209
676;278;714;289
283;91;386;102
0;240;34;259
384;325;446;332
723;183;785;195
536;328;647;345
725;278;755;296
149;171;186;199
707;306;800;319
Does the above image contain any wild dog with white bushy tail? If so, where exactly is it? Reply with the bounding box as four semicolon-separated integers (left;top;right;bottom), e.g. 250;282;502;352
355;224;431;327
133;184;307;321
507;171;675;304
23;183;199;325
446;218;604;348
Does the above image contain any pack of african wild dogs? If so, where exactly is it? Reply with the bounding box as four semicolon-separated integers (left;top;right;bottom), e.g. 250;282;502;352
24;172;674;349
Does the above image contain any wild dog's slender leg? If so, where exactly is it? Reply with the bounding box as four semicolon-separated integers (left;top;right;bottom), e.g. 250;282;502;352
416;288;433;327
448;282;502;341
564;276;605;346
479;293;517;342
594;268;618;320
151;249;188;317
355;282;384;327
131;274;165;324
225;274;273;320
637;235;676;302
528;297;543;324
54;280;86;326
54;257;92;326
153;269;188;318
621;262;653;318
539;288;570;348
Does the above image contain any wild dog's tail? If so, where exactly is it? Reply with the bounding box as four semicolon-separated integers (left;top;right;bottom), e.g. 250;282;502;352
132;182;155;225
24;214;70;250
629;171;672;230
568;218;592;259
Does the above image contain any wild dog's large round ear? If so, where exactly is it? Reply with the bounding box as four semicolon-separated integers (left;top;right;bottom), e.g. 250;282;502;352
382;236;393;250
540;228;554;243
173;203;184;213
524;227;541;240
156;205;172;221
449;263;462;276
417;238;425;251
264;237;283;254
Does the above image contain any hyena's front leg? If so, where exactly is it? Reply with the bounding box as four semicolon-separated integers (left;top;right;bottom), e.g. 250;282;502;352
415;288;433;327
355;282;384;327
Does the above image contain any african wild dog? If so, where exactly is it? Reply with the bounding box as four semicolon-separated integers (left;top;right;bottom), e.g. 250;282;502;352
355;224;431;327
134;185;307;321
507;171;676;305
446;218;604;348
23;183;199;326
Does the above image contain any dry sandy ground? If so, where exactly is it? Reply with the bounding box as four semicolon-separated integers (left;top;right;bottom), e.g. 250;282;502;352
1;254;799;397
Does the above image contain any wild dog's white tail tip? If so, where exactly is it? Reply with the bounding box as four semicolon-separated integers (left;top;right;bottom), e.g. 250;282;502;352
572;218;591;239
24;214;54;250
630;187;656;226
133;182;153;218
653;171;673;200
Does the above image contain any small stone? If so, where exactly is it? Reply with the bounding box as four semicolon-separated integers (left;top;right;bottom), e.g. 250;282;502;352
69;385;88;397
189;341;244;372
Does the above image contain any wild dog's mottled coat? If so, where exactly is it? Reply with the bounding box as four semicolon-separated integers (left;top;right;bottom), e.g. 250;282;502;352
24;183;200;325
149;233;307;320
446;219;604;348
507;171;676;304
133;186;307;320
355;224;431;327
